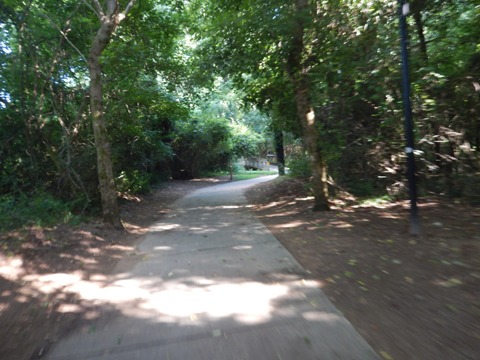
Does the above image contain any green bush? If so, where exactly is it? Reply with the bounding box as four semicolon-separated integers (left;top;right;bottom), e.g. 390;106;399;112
0;192;80;231
116;170;152;194
287;153;311;178
347;180;376;197
172;117;231;177
461;174;480;205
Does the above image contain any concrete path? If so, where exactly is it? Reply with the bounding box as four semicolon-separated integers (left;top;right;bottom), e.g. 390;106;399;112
47;176;379;360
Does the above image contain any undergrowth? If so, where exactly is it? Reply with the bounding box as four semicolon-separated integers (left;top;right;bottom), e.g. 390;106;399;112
0;192;83;232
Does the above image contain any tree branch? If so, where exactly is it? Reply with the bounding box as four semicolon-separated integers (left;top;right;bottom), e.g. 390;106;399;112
123;0;137;16
105;0;118;17
39;11;88;64
89;0;104;19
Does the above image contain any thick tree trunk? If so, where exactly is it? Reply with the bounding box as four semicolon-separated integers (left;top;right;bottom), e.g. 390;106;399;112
294;81;329;210
287;0;329;210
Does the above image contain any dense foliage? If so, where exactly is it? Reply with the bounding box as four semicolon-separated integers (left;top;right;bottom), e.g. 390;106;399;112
0;0;478;229
193;0;480;201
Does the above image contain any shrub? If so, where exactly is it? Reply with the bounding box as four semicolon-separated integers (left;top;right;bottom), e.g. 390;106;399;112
287;152;311;178
116;170;152;194
0;192;80;231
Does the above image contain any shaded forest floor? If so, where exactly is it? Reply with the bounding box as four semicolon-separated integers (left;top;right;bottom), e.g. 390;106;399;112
246;177;480;360
1;175;479;360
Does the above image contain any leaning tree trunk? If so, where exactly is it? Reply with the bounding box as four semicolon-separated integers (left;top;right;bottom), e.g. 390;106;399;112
87;0;136;228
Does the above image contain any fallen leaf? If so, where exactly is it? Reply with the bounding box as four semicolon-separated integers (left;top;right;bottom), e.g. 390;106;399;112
379;350;395;360
438;277;463;287
446;304;458;312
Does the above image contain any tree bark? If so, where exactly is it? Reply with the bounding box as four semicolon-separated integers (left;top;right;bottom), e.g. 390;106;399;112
87;0;135;228
412;0;428;63
89;52;122;228
294;80;329;210
273;130;285;176
287;0;329;210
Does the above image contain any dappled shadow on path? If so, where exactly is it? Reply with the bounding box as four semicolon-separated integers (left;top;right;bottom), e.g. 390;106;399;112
43;179;374;360
0;178;234;360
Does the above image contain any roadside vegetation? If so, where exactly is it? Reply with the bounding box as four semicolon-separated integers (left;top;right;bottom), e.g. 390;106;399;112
1;0;479;232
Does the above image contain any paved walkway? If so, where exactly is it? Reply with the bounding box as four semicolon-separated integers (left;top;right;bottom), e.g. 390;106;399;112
47;176;379;359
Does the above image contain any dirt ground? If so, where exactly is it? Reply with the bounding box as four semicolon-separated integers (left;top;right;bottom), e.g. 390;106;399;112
0;177;229;360
246;177;480;360
1;175;479;360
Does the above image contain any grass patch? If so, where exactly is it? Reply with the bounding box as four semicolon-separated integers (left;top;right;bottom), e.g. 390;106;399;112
233;170;277;181
207;169;277;181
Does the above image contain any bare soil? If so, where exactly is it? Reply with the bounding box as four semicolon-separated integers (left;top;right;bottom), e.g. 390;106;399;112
1;175;479;360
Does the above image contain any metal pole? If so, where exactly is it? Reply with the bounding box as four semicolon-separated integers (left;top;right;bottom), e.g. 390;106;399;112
399;0;420;235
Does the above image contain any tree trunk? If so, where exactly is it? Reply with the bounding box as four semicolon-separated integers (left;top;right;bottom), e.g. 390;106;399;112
274;130;285;176
412;0;428;63
287;0;329;210
89;55;122;228
88;8;122;228
294;81;329;210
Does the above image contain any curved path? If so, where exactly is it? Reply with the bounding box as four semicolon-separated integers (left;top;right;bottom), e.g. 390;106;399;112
48;176;379;359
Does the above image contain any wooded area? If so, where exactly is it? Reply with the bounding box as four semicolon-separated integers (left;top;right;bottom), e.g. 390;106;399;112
1;0;479;229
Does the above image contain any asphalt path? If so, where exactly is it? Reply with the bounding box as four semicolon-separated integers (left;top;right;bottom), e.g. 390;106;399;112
47;176;379;360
